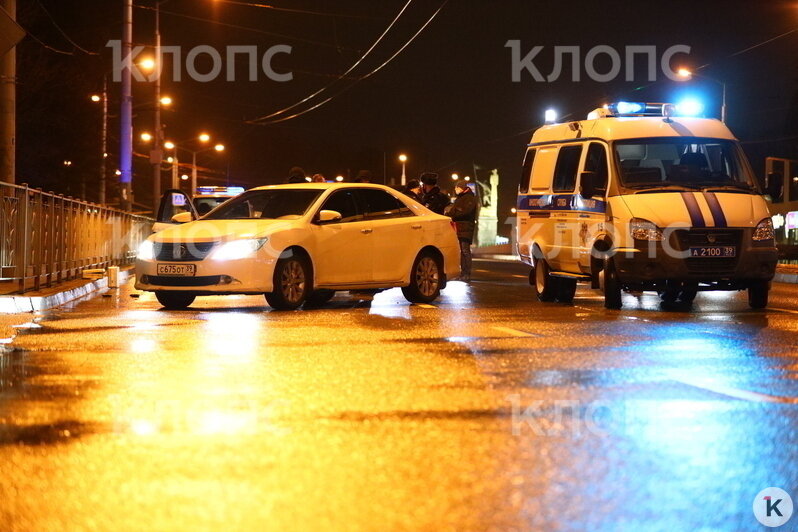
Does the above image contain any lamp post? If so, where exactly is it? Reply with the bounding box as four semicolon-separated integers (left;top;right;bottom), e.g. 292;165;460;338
677;68;727;123
398;154;407;186
90;77;108;204
119;0;134;210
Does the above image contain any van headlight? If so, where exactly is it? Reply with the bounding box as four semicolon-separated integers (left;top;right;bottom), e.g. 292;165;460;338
211;238;268;261
137;240;155;260
753;218;775;241
630;218;664;241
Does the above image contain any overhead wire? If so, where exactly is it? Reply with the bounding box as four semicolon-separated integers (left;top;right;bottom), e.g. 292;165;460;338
249;0;448;125
33;0;98;55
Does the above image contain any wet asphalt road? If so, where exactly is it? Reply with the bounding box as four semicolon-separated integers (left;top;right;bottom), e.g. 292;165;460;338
1;259;798;532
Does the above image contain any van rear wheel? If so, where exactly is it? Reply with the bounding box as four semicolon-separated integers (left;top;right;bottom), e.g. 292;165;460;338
531;259;557;302
556;278;577;304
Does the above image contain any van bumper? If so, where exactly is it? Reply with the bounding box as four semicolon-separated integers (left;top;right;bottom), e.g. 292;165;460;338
613;243;778;284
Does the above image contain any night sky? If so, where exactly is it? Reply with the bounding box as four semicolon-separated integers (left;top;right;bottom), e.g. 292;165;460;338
13;0;798;220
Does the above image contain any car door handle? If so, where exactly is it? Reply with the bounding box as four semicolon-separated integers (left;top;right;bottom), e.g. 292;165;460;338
361;228;373;234
411;224;422;229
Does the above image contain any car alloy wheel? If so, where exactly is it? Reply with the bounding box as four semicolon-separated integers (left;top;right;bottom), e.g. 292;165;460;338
280;259;306;304
415;256;440;298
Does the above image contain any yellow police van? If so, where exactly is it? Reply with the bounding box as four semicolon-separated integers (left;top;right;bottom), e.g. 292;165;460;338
516;102;778;309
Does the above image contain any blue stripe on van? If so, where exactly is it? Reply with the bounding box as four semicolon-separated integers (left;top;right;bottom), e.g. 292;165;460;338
680;192;706;228
703;192;728;228
517;194;607;214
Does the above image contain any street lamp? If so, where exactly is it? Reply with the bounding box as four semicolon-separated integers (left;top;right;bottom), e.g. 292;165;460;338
90;79;108;203
140;132;153;142
160;96;173;107
677;68;727;123
335;175;344;182
199;133;211;143
398;154;407;186
164;141;175;150
451;173;459;181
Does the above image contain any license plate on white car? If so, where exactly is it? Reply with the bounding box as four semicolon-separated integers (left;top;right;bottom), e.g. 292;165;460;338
156;263;196;276
689;246;737;258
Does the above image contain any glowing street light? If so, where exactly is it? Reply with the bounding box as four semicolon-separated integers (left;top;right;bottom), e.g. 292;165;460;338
398;154;408;186
335;175;344;182
140;132;153;142
214;144;225;152
160;96;173;107
139;57;156;72
181;174;189;181
464;176;471;182
63;160;73;167
164;141;175;150
199;133;211;143
451;173;459;180
90;94;101;103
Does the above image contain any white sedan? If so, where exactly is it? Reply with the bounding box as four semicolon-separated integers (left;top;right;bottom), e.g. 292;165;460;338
135;183;461;310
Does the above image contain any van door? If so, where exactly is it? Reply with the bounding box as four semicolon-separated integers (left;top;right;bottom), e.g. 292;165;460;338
518;145;558;264
550;144;583;271
153;189;198;233
576;142;610;270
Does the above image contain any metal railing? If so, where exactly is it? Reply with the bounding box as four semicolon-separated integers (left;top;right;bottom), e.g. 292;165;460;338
0;182;152;294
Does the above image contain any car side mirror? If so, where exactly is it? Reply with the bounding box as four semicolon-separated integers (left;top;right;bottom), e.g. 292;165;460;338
580;171;598;198
171;211;194;224
317;210;342;224
766;172;783;200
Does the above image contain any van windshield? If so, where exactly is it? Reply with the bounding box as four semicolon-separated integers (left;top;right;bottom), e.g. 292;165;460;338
614;138;756;193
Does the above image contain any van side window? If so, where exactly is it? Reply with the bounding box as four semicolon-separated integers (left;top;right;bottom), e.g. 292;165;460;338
519;149;536;194
553;145;583;193
584;143;609;193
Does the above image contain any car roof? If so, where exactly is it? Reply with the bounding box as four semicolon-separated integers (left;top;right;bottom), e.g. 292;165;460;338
248;183;398;191
529;117;736;146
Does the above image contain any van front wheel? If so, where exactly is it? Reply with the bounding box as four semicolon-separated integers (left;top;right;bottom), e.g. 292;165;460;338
531;259;557;302
603;258;622;309
748;280;769;309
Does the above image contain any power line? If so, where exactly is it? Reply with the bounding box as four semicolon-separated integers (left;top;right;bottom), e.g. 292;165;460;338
250;1;448;125
135;5;361;52
214;0;386;20
250;0;415;123
33;0;98;55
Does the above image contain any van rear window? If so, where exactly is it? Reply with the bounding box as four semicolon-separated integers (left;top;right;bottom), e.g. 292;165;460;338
553;145;583;193
519;149;536;194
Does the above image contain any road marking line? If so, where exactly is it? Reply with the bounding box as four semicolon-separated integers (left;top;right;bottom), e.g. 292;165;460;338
770;307;798;315
674;377;798;404
416;304;436;309
492;326;536;337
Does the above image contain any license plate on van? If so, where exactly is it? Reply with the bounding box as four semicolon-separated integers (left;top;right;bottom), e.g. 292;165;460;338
156;263;196;276
689;246;736;258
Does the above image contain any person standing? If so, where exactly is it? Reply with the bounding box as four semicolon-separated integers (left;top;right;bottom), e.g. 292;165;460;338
287;167;306;183
419;173;450;214
311;173;326;183
403;179;423;202
445;181;477;282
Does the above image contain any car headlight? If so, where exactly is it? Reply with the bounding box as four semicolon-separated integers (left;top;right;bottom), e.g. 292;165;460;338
753;218;775;241
630;218;663;241
210;238;268;261
137;240;155;260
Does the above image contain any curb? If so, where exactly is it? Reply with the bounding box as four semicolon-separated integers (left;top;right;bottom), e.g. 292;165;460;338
0;269;132;314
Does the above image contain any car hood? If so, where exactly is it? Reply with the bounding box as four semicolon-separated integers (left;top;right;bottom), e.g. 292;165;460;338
150;218;301;243
619;191;770;229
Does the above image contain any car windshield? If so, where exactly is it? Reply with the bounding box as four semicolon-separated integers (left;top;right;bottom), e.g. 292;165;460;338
204;189;322;220
614;138;756;192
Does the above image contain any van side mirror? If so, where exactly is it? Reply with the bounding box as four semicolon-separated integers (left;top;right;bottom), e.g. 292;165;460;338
580;171;598;198
316;210;342;224
171;211;194;224
766;172;783;200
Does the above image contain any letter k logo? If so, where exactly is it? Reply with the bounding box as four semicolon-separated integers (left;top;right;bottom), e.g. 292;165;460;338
765;496;783;517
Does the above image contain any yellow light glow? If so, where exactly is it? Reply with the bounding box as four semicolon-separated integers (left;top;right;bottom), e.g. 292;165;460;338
398;154;407;163
199;133;211;143
90;95;101;103
166;156;174;163
164;141;175;150
140;132;153;142
160;96;173;106
451;173;459;180
677;68;692;79
335;175;344;182
139;57;156;72
214;144;225;152
181;174;189;181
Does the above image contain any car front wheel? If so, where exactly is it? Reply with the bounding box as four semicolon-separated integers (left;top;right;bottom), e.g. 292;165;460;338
155;291;195;310
748;280;769;309
266;255;311;310
402;252;443;304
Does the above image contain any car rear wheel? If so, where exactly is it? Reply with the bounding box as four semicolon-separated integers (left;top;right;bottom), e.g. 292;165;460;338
155;291;195;310
266;255;311;310
748;280;769;309
556;278;577;304
305;289;336;307
402;252;443;304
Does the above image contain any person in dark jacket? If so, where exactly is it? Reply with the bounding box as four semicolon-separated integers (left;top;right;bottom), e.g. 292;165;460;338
403;179;423;202
419;173;450;214
287;166;306;183
445;181;477;281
